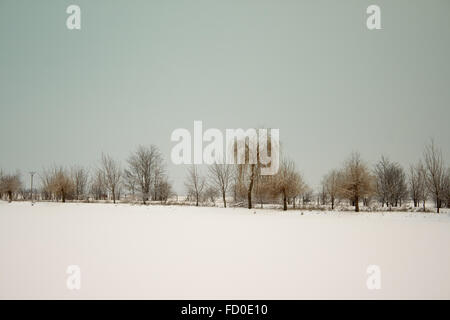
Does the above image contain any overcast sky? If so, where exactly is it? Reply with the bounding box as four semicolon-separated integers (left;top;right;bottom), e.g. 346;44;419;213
1;0;449;193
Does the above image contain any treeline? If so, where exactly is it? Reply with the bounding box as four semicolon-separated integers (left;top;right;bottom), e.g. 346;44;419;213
0;145;174;205
184;139;450;213
318;141;450;213
1;141;449;213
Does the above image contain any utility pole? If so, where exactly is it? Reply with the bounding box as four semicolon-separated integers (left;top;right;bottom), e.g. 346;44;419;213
29;171;36;205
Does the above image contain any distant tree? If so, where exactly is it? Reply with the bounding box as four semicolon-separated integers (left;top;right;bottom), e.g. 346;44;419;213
271;159;304;211
374;156;407;208
444;168;450;209
123;169;137;200
409;161;428;209
90;169;106;200
208;163;233;208
0;171;22;202
71;166;89;201
127;145;162;204
253;174;273;208
423;140;446;213
40;168;53;200
156;178;173;203
203;185;219;205
301;185;314;205
409;164;420;207
152;159;169;201
338;152;375;212
101;153;122;204
185;165;205;207
0;169;3;199
322;169;340;210
49;167;74;202
232;129;280;209
417;162;428;210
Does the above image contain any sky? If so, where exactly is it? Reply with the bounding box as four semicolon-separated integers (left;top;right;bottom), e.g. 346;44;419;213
1;0;449;193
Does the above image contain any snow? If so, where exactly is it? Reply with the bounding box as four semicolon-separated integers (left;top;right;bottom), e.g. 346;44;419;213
1;201;449;299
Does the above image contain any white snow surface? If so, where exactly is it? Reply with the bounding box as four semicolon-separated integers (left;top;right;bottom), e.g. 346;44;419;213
1;200;449;299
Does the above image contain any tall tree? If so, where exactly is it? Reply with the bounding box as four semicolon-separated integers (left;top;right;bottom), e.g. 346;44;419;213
90;169;106;201
322;169;340;210
232;129;279;209
0;171;22;202
374;156;407;208
423;140;445;213
71;166;89;201
271;159;304;211
338;152;375;212
49;166;74;202
127;145;162;204
123;169;137;200
101;153;122;204
185;165;205;207
444;168;450;209
208;163;233;208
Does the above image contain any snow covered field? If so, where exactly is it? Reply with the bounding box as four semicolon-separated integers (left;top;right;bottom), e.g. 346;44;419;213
1;201;449;299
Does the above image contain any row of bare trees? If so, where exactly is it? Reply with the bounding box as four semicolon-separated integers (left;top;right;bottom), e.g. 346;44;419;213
319;141;450;213
2;140;449;212
0;170;22;202
184;158;306;211
1;145;174;204
319;152;374;212
183;138;449;213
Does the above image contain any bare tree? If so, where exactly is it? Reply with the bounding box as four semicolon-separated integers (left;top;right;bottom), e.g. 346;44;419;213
123;169;137;200
152;160;167;201
127;145;162;204
409;164;420;207
40;168;53;200
156;178;173;203
444;168;450;209
90;169;106;200
48;166;74;202
322;169;340;210
203;185;219;205
232;129;280;209
71;166;89;201
338;152;375;212
0;171;22;202
423;140;446;213
301;185;313;206
235;162;257;209
271;159;304;211
374;156;407;208
208;163;233;208
101;153;122;204
0;169;3;199
409;161;427;210
253;174;274;208
417;161;428;211
185;165;205;206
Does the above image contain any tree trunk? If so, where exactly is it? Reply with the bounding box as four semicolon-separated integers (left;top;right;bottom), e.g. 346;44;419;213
196;194;199;207
247;165;255;209
8;191;12;203
283;191;287;211
222;190;226;208
331;197;334;210
355;196;359;212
